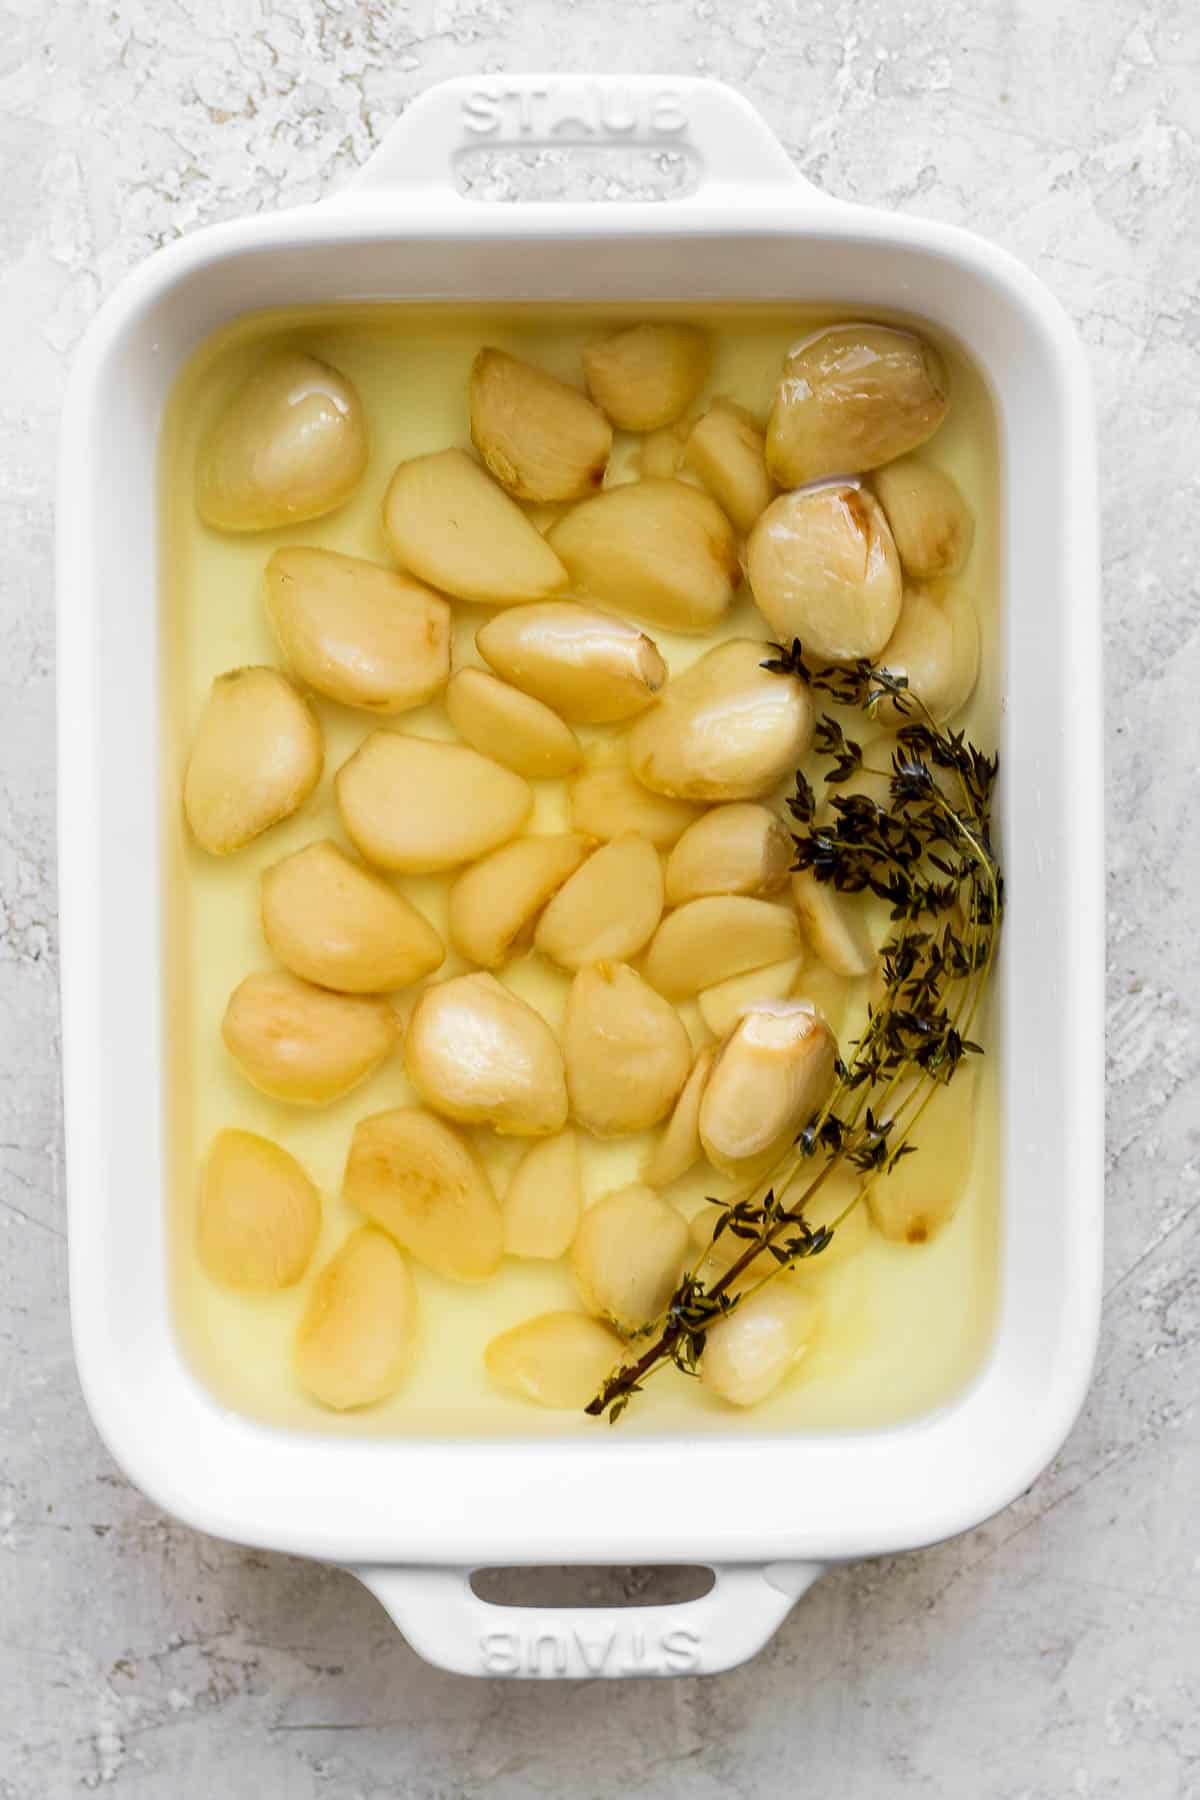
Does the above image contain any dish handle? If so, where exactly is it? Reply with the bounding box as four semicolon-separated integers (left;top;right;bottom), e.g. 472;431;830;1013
340;74;829;210
349;1560;824;1679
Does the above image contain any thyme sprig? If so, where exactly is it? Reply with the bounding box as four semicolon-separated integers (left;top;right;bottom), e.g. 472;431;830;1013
587;641;1003;1424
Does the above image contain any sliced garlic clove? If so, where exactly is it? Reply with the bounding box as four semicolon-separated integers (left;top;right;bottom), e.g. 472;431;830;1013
294;1227;418;1411
484;1310;624;1409
746;483;903;665
766;324;948;487
871;455;974;579
684;400;776;534
697;957;804;1040
643;1045;715;1188
405;972;567;1137
791;868;876;977
582;323;710;431
382;447;568;607
184;666;322;856
875;585;980;726
568;764;704;847
342;1106;503;1280
335;731;532;872
196;351;367;532
563;962;692;1137
221;970;395;1105
570;1183;690;1334
868;1068;977;1244
198;1129;321;1290
265;547;451;715
698;1000;837;1175
628;639;813;800
665;802;793;906
261;839;444;993
502;1129;582;1259
642;897;802;998
701;1283;820;1407
444;666;582;780
534;834;664;971
469;347;612;502
477;603;667;724
448;833;593;969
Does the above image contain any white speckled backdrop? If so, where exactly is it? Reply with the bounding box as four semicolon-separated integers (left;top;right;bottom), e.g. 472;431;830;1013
2;3;1197;1794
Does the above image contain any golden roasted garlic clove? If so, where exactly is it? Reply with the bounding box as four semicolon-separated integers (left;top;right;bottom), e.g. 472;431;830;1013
746;483;903;665
698;1000;837;1175
628;639;813;801
701;1284;820;1407
198;1129;321;1290
788;961;856;1042
476;604;667;724
697;957;804;1039
582;323;710;431
665;803;793;906
265;547;451;715
382;448;568;607
766;324;948;487
684;400;775;534
791;868;876;977
335;731;532;872
183;666;322;856
405;973;567;1137
568;764;704;847
642;897;802;998
502;1129;582;1260
342;1106;503;1280
221;970;395;1105
563;962;692;1137
448;832;592;969
570;1184;690;1334
484;1310;624;1410
294;1227;418;1411
868;1069;976;1244
643;1045;715;1188
875;586;980;726
261;839;444;993
196;350;367;532
872;455;974;579
469;347;612;502
534;834;664;971
639;423;689;479
444;667;582;779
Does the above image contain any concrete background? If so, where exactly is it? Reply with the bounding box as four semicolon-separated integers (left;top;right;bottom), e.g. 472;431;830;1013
2;1;1197;1794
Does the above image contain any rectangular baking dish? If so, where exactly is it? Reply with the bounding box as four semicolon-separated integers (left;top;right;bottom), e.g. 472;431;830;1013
58;74;1103;1679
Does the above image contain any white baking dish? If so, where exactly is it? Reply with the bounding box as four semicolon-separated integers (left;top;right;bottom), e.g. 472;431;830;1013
58;75;1103;1679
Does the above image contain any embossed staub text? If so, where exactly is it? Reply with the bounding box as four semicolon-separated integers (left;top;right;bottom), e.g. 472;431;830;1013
479;1625;701;1678
461;82;688;142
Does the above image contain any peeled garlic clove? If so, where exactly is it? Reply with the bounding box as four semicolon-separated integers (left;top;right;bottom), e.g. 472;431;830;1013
568;764;703;847
184;666;322;855
791;868;876;977
868;1069;976;1244
629;639;813;801
260;840;443;994
747;483;903;665
534;834;664;970
336;732;532;872
789;961;855;1041
469;347;612;502
701;1284;820;1407
698;958;804;1039
222;970;395;1105
564;963;692;1136
198;1129;321;1290
665;803;793;906
444;666;581;779
547;479;739;634
583;323;709;431
265;547;451;715
639;423;688;479
643;897;802;998
502;1129;581;1259
343;1106;503;1280
872;455;973;579
570;1184;690;1333
196;350;367;532
477;604;666;725
875;586;980;726
484;1310;624;1409
766;324;948;487
405;972;567;1136
699;1001;837;1175
382;448;568;607
643;1045;715;1188
294;1227;418;1411
448;833;592;969
684;401;775;534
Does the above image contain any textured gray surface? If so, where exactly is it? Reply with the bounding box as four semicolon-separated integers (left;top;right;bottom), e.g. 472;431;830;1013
1;2;1197;1795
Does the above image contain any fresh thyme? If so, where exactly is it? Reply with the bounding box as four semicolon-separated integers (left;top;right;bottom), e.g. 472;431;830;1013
587;639;1003;1424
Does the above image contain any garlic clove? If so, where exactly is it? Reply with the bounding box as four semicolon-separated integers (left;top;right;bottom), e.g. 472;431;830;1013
629;639;813;801
184;666;322;856
563;962;692;1137
701;1283;820;1407
665;802;793;906
444;666;582;779
868;1068;976;1244
697;957;804;1039
642;897;803;998
568;764;704;847
405;972;567;1137
766;324;948;487
198;1129;321;1290
643;1045;715;1188
382;447;568;607
698;1000;837;1175
872;455;974;580
502;1129;582;1260
582;323;709;432
469;346;612;501
534;833;664;970
791;868;877;977
342;1106;503;1281
570;1183;690;1334
746;482;903;665
335;731;532;872
477;603;667;724
684;400;776;534
484;1310;624;1409
294;1227;418;1411
875;585;980;726
261;839;444;993
448;832;592;969
221;970;396;1105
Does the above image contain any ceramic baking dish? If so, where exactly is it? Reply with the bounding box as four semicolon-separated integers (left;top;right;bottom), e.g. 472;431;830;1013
58;75;1103;1679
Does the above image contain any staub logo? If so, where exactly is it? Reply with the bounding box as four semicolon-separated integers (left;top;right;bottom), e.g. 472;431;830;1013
462;82;688;142
480;1625;701;1678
